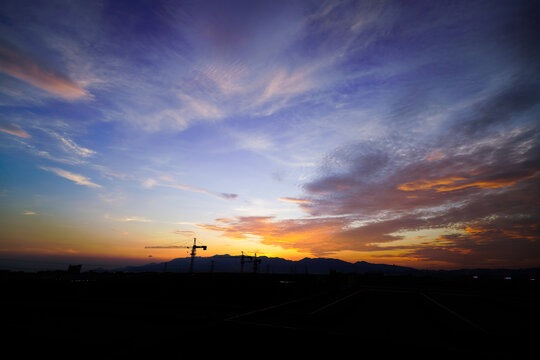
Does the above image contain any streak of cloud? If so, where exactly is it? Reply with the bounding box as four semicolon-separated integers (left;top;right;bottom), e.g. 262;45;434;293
0;45;89;100
120;216;152;223
104;214;153;223
278;197;311;204
56;136;96;158
144;178;238;200
40;166;102;188
172;230;196;237
0;121;30;138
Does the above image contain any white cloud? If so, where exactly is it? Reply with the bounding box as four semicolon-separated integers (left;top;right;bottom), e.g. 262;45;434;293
40;166;102;188
120;216;153;223
257;67;315;105
178;92;223;120
142;177;238;200
104;214;153;223
142;178;157;188
163;182;238;200
58;136;96;157
230;131;273;151
34;149;84;165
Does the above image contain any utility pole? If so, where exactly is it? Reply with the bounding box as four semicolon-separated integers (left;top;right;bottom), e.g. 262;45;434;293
239;252;262;274
240;251;247;273
252;253;262;274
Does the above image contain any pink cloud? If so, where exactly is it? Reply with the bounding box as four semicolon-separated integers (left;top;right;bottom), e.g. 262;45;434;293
0;45;88;100
0;122;30;138
278;197;311;204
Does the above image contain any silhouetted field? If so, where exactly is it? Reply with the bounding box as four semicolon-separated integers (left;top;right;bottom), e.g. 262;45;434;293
2;270;538;358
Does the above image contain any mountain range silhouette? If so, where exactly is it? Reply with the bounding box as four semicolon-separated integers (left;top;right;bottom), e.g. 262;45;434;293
113;254;539;277
115;255;411;274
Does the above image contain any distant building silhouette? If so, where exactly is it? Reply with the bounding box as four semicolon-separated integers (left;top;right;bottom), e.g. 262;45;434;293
68;264;82;274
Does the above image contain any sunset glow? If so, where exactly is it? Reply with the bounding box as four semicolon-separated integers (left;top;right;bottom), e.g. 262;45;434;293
1;0;539;271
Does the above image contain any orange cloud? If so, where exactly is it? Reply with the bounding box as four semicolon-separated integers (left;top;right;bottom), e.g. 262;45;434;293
433;178;529;192
465;224;539;241
278;197;312;204
198;216;344;256
0;45;88;99
426;150;444;161
398;177;467;191
398;174;534;192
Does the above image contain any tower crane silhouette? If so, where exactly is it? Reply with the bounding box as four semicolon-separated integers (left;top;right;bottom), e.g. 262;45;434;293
145;237;207;273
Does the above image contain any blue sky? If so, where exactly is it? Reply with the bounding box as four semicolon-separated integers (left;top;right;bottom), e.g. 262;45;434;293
1;0;539;270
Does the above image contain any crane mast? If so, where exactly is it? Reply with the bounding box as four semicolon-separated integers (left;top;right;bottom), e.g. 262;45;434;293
145;237;207;273
189;237;207;273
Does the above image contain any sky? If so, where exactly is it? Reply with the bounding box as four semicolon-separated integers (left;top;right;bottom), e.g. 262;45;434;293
1;0;539;271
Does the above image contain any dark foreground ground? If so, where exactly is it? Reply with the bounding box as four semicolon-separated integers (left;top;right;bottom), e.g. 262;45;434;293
2;270;538;358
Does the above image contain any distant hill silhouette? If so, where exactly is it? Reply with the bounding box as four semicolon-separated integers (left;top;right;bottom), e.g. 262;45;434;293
115;254;417;274
110;255;540;278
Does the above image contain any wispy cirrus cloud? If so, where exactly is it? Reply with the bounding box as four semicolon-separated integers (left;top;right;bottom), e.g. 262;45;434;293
104;214;153;223
278;197;311;204
0;45;89;100
56;135;96;158
164;183;238;201
143;178;238;200
120;216;152;223
95;0;388;134
40;166;102;188
30;131;98;166
0;121;30;138
172;229;196;237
